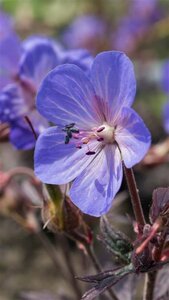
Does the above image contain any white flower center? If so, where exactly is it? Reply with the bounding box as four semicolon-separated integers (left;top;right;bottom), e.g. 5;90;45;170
96;123;115;144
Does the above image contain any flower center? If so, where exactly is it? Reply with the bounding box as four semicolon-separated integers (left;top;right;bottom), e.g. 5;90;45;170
62;122;116;155
96;123;115;144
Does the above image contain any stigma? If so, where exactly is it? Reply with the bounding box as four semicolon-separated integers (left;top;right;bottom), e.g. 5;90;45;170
96;123;115;144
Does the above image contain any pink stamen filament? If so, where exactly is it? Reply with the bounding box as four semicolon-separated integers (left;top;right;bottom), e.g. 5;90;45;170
136;221;161;254
69;125;109;155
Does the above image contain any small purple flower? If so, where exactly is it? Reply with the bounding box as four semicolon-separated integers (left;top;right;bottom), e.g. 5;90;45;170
0;36;59;149
130;0;158;18
19;36;60;89
62;15;107;53
61;49;93;73
161;60;169;95
163;101;169;134
161;60;169;134
34;51;151;216
113;17;142;53
0;32;93;149
113;0;161;53
0;10;13;39
0;10;21;89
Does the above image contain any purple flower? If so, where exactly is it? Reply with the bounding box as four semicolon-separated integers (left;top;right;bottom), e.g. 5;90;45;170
0;83;48;149
113;0;161;53
130;0;158;18
0;10;13;39
0;10;21;89
19;36;61;89
0;36;59;149
61;49;93;73
0;33;93;149
113;17;143;53
34;51;151;216
161;60;169;95
163;101;169;134
62;15;107;53
161;60;169;134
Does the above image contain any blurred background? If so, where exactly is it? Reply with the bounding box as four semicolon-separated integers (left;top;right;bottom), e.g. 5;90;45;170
0;0;169;299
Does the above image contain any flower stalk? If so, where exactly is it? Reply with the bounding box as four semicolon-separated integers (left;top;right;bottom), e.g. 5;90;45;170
143;272;157;300
123;164;146;231
123;164;156;300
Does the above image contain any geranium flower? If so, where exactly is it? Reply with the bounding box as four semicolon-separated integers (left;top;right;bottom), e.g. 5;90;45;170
34;51;151;216
161;60;169;95
113;0;161;53
161;60;169;134
0;36;59;149
62;14;107;53
60;49;93;73
0;33;93;149
163;102;169;134
0;10;21;90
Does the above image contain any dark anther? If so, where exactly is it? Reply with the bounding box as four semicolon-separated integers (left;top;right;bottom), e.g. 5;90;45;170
65;123;75;129
63;123;79;144
76;145;82;149
97;126;105;132
67;131;72;138
71;128;79;133
97;137;104;142
86;151;96;155
65;135;70;144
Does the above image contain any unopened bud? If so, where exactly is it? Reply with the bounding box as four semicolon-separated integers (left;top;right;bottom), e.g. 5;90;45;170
42;196;82;233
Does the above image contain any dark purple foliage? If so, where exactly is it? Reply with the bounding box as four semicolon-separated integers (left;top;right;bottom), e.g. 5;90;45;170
150;187;169;223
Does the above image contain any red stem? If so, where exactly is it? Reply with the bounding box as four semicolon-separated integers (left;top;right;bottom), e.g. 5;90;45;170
123;164;146;231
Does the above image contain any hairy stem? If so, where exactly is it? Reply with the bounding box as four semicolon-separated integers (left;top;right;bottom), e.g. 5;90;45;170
123;165;146;230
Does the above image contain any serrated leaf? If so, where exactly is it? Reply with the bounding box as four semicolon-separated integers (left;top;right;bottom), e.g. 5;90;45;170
99;216;133;264
79;264;134;300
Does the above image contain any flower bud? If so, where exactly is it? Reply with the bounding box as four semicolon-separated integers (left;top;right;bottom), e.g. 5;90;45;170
42;195;82;233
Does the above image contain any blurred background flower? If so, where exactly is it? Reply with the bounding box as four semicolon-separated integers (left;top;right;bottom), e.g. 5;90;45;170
62;14;108;54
